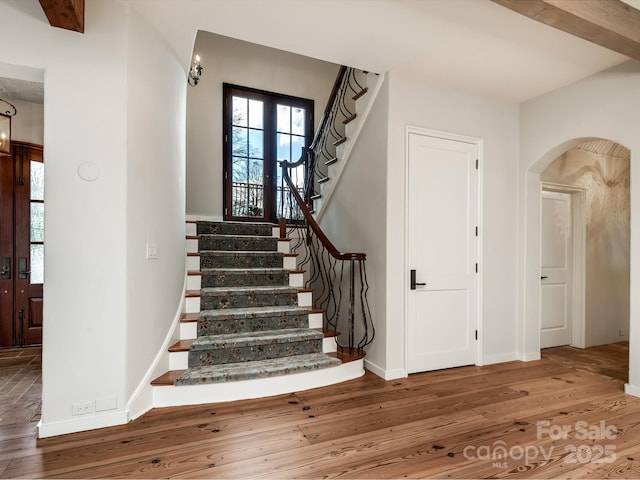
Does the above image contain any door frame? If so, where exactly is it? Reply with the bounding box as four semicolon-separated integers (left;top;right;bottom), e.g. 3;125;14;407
403;126;483;371
541;183;586;348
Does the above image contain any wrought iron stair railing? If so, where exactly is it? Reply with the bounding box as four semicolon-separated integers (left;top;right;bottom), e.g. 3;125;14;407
279;160;374;354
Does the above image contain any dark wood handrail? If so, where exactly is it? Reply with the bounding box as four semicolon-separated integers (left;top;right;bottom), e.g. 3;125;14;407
281;160;365;261
309;65;347;152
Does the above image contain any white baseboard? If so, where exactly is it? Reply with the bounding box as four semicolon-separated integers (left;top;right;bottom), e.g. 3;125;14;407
364;359;407;380
481;352;520;366
625;383;640;398
521;351;542;361
38;410;128;439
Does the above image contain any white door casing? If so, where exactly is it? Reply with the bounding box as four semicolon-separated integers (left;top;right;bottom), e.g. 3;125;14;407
406;129;480;373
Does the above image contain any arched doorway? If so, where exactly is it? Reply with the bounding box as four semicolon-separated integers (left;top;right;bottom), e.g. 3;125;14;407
521;138;630;378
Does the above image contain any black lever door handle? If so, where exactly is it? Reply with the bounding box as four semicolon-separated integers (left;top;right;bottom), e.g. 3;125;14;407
410;269;426;290
541;276;548;280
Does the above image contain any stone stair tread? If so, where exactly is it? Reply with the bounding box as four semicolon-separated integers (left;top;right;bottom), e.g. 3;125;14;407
200;305;310;319
200;250;283;256
174;353;342;385
201;285;298;294
199;233;275;239
191;328;323;350
201;267;289;273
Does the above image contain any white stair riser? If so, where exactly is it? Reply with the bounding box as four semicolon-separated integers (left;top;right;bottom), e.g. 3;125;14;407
298;291;312;307
272;226;280;238
180;322;197;340
308;312;323;329
289;272;304;287
187;275;201;290
185;297;200;313
186;222;197;236
283;256;297;270
170;351;188;370
323;337;337;353
277;240;290;254
187;238;198;254
187;255;200;271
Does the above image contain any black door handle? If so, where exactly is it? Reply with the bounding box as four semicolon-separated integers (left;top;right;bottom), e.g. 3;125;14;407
1;258;10;280
410;269;426;290
541;276;548;280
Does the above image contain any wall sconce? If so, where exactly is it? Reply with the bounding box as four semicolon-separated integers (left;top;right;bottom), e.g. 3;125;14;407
0;99;16;156
188;54;203;87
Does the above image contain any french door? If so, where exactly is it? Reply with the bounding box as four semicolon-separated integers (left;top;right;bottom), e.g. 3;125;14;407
0;142;44;347
223;84;313;222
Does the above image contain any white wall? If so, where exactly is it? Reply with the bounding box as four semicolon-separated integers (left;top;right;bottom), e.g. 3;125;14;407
385;70;520;377
319;76;389;376
124;6;187;417
519;61;640;395
542;149;630;347
186;32;339;218
0;0;187;437
8;99;43;145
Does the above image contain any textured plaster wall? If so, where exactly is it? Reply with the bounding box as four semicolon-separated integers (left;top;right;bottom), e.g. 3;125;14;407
542;148;630;346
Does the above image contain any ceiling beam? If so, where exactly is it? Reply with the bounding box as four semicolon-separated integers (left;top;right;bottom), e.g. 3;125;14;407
490;0;640;60
38;0;84;33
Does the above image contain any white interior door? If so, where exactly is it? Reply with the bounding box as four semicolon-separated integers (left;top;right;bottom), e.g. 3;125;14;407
540;190;573;348
407;132;478;374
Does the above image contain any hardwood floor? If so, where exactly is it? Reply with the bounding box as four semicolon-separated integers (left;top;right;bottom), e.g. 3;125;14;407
2;342;639;479
0;348;41;427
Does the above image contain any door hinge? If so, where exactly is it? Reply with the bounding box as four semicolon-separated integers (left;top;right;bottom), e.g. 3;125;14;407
224;171;228;180
475;329;478;340
224;207;228;216
224;134;228;143
475;159;479;170
475;226;478;237
475;263;478;273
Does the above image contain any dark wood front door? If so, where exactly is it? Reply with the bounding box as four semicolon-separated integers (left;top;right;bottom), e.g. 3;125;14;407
0;142;44;347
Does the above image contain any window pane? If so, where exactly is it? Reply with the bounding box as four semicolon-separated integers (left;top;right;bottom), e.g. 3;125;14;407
291;164;305;189
232;96;248;127
292;108;305;136
277;105;290;133
232;126;248;156
291;136;305;163
30;244;44;284
247;159;264;217
30;203;44;242
248;129;263;159
232;156;248;183
248;100;263;129
248;159;264;185
31;161;44;201
277;133;291;162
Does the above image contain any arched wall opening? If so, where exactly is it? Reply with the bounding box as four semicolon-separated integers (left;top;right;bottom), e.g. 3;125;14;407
522;136;631;380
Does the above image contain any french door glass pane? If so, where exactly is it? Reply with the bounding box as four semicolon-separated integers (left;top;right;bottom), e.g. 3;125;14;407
30;203;44;242
292;107;305;135
277;105;290;133
30;161;44;201
248;100;263;129
30;245;44;284
277;133;290;162
232;96;248;127
232;96;265;218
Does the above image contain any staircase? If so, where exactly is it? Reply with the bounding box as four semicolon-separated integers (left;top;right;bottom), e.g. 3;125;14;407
150;219;364;407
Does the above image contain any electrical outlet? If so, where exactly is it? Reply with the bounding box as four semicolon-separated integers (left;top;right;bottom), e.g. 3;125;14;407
146;242;158;260
72;401;94;416
619;328;625;337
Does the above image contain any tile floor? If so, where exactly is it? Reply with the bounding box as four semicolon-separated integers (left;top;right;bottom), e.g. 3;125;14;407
0;347;41;426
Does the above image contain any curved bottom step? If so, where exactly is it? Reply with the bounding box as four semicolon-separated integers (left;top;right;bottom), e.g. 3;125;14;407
152;358;364;408
176;352;340;385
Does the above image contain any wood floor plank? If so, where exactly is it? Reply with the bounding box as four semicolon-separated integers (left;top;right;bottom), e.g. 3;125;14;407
0;342;634;479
